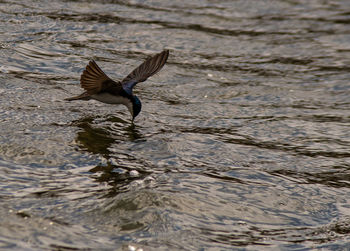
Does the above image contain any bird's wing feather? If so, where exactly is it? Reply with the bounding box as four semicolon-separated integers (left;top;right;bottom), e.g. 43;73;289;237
121;50;169;95
80;60;119;95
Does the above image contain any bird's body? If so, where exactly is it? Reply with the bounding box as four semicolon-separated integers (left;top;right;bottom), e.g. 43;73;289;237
65;50;169;122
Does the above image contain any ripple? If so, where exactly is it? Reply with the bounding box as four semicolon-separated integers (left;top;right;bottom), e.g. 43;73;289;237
1;0;350;250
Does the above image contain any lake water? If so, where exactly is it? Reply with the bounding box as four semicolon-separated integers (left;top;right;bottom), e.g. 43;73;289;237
1;0;350;250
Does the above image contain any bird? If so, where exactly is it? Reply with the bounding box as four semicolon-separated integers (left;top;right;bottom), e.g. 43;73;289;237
65;50;169;122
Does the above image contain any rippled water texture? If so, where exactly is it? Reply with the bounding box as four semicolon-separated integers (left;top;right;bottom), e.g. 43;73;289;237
1;0;350;250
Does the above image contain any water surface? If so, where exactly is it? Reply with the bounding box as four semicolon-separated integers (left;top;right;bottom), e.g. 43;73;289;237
1;0;350;250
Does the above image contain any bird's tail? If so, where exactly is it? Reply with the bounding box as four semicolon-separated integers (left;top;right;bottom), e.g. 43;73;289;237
65;92;91;101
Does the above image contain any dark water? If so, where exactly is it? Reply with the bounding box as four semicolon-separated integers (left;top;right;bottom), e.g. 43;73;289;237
1;0;350;250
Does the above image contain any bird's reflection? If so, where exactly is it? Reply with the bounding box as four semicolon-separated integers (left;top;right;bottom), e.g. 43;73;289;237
74;116;114;156
72;115;148;196
73;115;143;156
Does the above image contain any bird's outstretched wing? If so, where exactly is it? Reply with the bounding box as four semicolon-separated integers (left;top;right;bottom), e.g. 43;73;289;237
121;50;169;95
80;60;118;95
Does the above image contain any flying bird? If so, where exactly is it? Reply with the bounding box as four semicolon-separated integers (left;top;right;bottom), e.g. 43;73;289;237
65;50;169;122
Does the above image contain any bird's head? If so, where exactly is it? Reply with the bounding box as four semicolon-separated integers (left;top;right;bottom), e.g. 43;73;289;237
131;95;142;122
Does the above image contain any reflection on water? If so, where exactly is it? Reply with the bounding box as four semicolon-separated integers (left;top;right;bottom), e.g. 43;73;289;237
0;0;350;250
75;116;115;155
74;115;143;155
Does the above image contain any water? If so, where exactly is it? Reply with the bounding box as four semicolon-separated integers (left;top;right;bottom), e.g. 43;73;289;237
1;0;350;250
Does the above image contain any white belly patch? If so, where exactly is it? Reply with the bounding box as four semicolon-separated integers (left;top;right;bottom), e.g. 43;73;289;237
92;93;129;105
91;93;133;116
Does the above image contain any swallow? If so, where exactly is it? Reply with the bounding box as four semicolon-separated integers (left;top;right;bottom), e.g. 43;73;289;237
65;50;169;122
